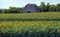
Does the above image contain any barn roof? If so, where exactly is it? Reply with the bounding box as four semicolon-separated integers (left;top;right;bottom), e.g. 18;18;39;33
24;4;39;9
23;4;40;12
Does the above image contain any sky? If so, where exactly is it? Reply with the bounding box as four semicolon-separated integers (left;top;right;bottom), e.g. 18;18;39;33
0;0;60;9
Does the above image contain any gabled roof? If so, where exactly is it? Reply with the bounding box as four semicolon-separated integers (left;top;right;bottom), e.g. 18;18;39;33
24;4;40;9
23;4;40;12
24;4;39;9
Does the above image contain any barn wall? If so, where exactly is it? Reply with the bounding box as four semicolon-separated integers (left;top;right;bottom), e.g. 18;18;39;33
23;8;37;12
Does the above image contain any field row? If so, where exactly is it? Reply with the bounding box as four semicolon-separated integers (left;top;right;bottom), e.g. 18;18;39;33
0;21;60;37
0;21;60;33
0;12;60;21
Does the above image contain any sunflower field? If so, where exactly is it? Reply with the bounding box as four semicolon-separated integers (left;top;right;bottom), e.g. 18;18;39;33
0;12;60;37
0;21;60;37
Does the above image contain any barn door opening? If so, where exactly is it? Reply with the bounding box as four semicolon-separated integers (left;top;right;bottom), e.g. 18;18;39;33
28;11;31;13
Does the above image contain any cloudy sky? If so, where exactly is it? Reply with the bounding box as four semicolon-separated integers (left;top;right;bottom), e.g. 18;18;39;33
0;0;60;9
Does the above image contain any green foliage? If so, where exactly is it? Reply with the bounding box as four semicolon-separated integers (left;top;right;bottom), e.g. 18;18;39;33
0;12;60;21
9;7;23;13
39;2;60;12
49;5;56;12
56;4;60;11
2;9;9;13
46;3;50;11
2;7;23;13
0;12;60;37
0;21;60;37
39;2;46;12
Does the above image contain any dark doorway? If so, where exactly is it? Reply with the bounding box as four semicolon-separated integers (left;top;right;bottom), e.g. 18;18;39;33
28;11;31;13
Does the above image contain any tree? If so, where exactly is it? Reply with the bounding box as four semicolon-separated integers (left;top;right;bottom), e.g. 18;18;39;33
39;2;46;12
49;5;56;12
2;9;8;13
9;7;23;13
46;3;50;12
56;4;60;12
2;7;23;13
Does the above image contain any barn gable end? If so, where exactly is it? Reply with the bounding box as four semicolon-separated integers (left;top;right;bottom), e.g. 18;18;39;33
23;4;40;13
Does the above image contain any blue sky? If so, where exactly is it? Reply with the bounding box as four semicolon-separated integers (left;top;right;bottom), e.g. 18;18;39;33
0;0;60;9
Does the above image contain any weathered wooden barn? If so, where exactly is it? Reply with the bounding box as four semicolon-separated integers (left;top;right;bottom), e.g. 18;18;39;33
23;4;40;13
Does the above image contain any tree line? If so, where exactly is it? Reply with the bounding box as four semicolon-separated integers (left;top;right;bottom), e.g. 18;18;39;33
2;7;23;13
2;2;60;13
39;2;60;12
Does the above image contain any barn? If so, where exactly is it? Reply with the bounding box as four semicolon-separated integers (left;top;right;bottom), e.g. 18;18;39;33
23;4;40;13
